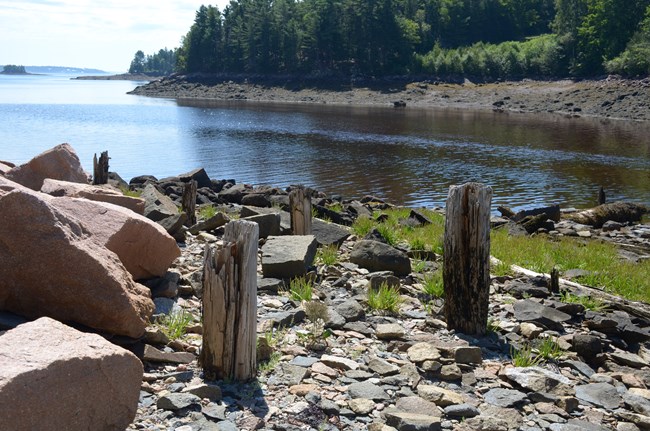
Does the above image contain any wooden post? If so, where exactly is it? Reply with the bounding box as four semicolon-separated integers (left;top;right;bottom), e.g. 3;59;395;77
443;182;492;335
182;180;197;227
201;220;259;381
289;186;312;235
92;151;109;185
549;266;560;295
598;186;606;205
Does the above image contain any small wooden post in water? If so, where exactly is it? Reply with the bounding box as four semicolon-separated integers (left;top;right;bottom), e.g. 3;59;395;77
443;182;492;335
598;186;606;205
289;186;312;235
182;180;197;227
92;151;109;185
201;220;259;381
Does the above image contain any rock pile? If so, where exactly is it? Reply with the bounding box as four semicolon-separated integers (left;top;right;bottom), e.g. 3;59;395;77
2;144;650;431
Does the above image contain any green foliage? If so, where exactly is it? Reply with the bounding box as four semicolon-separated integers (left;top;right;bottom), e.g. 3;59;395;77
158;310;194;340
199;205;217;220
367;282;403;314
409;237;427;252
352;216;375;237
412;259;427;273
119;186;142;198
492;260;515;277
422;271;444;298
376;223;399;246
605;5;650;76
535;337;564;360
289;277;313;302
491;228;650;303
560;291;608;311
316;244;339;266
510;343;544;367
129;48;177;75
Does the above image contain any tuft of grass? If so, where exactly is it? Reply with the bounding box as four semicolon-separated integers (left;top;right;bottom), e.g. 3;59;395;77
412;259;427;273
409;237;427;251
535;337;564;360
289;277;313;302
199;204;217;220
328;202;344;213
376;223;399;246
422;271;444;298
352;216;376;237
492;260;514;277
258;351;282;373
317;244;339;266
491;228;650;303
367;282;403;314
158;310;194;340
560;291;608;312
119;186;142;198
510;343;544;367
486;318;500;334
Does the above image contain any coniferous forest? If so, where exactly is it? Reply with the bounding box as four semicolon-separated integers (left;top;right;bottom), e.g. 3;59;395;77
130;0;650;79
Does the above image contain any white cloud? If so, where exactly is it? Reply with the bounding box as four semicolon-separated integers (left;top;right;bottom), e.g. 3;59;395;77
0;0;231;71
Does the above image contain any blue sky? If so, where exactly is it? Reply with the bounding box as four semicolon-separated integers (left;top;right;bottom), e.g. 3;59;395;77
0;0;230;72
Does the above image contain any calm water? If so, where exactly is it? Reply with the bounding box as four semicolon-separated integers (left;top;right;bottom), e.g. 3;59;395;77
1;74;649;212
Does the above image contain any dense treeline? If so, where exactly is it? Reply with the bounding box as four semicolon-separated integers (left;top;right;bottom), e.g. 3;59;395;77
133;0;650;79
128;48;177;75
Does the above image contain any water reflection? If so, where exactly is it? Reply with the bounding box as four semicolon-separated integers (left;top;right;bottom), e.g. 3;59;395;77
177;100;650;211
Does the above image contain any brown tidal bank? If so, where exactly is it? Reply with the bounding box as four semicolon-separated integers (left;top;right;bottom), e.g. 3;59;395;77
129;74;650;122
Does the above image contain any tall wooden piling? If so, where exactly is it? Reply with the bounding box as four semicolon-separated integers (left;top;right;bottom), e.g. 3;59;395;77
201;220;259;381
92;151;109;185
182;180;197;227
443;182;492;335
289;186;312;235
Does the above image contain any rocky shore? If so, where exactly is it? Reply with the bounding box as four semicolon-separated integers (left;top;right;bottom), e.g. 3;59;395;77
1;144;650;431
129;74;650;122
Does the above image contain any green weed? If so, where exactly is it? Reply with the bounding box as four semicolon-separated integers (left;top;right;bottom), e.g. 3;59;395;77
352;216;376;237
422;271;444;298
510;343;544;367
317;244;339;266
158;310;194;340
535;337;564;360
289;277;313;302
119;186;142;198
199;204;217;220
560;291;608;312
412;259;427;273
367;282;403;314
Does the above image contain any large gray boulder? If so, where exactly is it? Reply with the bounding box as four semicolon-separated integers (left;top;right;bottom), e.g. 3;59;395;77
513;299;572;331
242;213;281;238
350;240;411;276
4;143;89;190
312;219;351;246
0;317;143;431
261;235;318;278
141;183;179;222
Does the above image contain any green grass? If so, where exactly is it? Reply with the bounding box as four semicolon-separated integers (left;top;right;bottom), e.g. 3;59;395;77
367;282;403;314
491;260;515;277
510;343;544;367
350;209;445;254
199;204;217;220
119;186;142;198
289;277;313;302
422;271;444;298
491;228;650;302
412;259;427;273
158;310;194;340
328;202;344;213
316;245;339;266
535;337;564;360
560;291;609;312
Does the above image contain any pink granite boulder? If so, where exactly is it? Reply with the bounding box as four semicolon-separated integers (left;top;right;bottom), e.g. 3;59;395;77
41;178;145;215
4;143;89;190
0;317;143;431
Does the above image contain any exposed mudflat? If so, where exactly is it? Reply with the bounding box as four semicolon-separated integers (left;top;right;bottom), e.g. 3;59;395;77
130;75;650;122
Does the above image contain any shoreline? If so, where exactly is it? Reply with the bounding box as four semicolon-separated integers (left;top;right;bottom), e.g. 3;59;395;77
130;74;650;123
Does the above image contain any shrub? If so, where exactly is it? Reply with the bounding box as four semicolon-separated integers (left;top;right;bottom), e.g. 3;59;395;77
317;245;339;266
158;310;194;340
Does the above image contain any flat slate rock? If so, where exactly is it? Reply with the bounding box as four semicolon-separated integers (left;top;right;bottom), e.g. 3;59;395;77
513;299;572;331
349;240;411;276
156;393;201;411
312;218;351;246
384;410;442;431
261;235;318;279
484;388;529;408
575;382;623;409
348;381;390;401
143;345;195;364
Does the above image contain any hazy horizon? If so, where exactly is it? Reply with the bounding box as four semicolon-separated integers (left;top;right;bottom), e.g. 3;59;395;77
0;0;231;73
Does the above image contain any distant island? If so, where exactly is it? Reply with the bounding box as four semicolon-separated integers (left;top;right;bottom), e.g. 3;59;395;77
72;73;161;81
26;66;107;75
1;65;30;75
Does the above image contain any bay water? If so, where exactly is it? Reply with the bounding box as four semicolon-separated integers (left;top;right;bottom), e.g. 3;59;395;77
1;73;648;212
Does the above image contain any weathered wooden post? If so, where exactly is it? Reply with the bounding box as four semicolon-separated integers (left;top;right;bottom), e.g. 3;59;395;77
289;186;312;235
549;266;560;295
92;151;109;185
201;220;259;381
443;182;492;335
598;186;606;205
182;180;197;227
